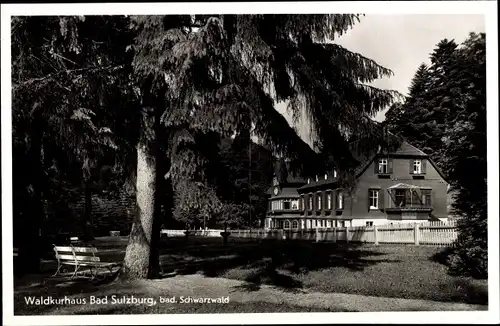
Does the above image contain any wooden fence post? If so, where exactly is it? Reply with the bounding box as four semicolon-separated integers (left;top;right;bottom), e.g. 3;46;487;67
414;223;420;245
374;225;378;245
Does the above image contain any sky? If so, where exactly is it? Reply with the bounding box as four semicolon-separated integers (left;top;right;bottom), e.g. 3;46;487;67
275;14;486;146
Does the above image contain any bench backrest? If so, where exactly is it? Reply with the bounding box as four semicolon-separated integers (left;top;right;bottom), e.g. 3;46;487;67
53;246;100;263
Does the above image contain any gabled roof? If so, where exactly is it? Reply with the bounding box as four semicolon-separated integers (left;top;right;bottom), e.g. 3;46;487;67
298;177;339;191
391;141;428;157
266;185;301;198
273;187;301;199
354;140;436;179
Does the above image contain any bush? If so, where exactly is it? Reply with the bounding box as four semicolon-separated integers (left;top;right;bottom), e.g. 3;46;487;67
447;214;488;279
448;245;487;279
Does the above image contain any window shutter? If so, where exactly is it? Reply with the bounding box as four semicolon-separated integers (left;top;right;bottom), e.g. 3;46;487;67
368;189;371;211
422;159;427;174
374;158;379;174
409;159;414;174
379;189;384;210
388;158;393;174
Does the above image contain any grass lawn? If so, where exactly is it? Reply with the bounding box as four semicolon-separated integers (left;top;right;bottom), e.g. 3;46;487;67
13;236;487;315
219;244;487;304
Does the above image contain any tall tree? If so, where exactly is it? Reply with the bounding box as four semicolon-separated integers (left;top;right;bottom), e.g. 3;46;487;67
441;33;487;278
214;136;274;229
119;14;401;279
11;16;137;271
384;40;459;167
384;33;487;278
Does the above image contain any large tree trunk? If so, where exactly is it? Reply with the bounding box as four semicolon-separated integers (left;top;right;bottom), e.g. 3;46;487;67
119;105;162;280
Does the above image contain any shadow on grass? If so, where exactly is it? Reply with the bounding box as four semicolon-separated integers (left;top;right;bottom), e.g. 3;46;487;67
430;246;455;267
448;279;488;305
159;239;395;292
16;236;488;309
429;247;488;305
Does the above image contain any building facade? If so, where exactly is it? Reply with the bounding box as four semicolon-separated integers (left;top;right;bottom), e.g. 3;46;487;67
264;142;449;229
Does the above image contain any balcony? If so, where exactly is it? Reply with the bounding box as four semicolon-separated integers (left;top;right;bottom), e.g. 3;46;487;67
386;183;433;218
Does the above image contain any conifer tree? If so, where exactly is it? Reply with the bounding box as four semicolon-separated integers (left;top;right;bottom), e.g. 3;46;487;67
441;33;487;278
384;33;487;278
121;14;400;279
13;15;401;279
11;16;137;272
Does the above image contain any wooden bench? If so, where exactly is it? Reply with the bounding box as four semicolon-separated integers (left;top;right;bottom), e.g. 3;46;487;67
53;245;121;280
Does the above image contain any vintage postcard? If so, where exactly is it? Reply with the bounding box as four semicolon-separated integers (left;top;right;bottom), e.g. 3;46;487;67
1;1;498;325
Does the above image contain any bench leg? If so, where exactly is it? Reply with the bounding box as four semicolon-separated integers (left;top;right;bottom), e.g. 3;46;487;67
53;261;62;277
89;266;99;281
70;264;81;279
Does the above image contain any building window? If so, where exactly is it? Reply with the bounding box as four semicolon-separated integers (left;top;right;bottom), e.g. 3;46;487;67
338;221;345;228
291;220;299;229
378;159;388;174
395;189;406;207
306;220;311;229
307;178;310;184
308;195;313;210
324;173;328;180
333;170;338;178
369;189;379;209
421;189;432;207
366;221;374;227
317;193;322;210
413;159;422;174
315;175;319;182
338;192;343;209
327;192;332;210
284;220;290;229
284;201;290;210
292;202;298;210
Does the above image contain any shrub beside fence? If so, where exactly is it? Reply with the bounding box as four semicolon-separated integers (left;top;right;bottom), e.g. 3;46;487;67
160;221;457;246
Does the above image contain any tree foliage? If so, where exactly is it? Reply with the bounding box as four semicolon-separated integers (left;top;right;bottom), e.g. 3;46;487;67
385;33;487;278
13;14;401;278
441;33;487;278
11;16;139;270
384;40;457;167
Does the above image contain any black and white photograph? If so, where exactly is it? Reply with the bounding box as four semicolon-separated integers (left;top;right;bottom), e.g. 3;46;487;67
1;1;498;325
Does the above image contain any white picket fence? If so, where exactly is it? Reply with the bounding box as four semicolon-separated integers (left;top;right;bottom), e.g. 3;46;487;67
160;221;458;246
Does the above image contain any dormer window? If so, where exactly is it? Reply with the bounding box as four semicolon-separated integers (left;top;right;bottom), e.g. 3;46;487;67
413;159;422;174
378;159;388;174
410;159;426;176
